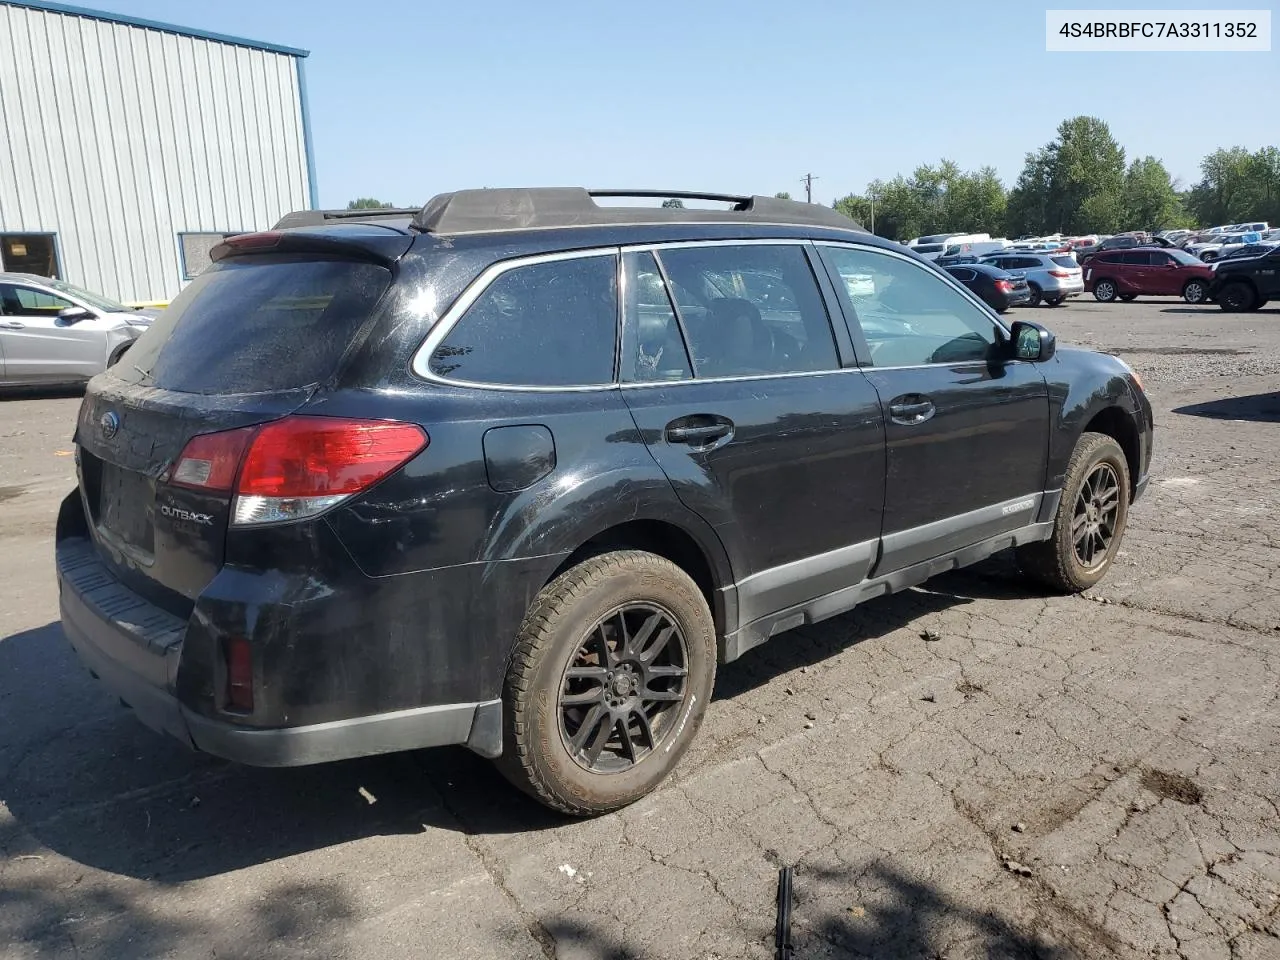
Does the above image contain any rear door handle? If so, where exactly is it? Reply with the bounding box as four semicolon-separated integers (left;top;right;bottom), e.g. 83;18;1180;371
888;397;936;425
0;320;25;329
665;417;734;447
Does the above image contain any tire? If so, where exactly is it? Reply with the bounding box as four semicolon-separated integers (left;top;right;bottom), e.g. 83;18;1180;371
1217;281;1256;312
1024;283;1042;308
1046;296;1064;307
1201;251;1217;262
497;550;716;816
1119;294;1137;302
107;344;130;368
1093;280;1118;303
1016;432;1131;593
1251;300;1269;311
1182;279;1209;304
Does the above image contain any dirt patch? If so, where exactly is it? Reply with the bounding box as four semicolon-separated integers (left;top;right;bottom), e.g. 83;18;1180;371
1140;768;1204;805
0;486;26;503
956;680;985;700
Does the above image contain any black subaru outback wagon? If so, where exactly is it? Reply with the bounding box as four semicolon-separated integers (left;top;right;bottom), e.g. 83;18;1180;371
57;189;1152;815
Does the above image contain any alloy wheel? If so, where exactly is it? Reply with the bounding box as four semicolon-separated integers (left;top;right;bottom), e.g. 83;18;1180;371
1071;463;1121;570
558;603;690;773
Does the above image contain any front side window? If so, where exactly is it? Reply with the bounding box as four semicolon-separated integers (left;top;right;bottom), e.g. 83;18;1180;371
1;284;75;315
654;244;838;379
429;254;618;387
821;245;1001;368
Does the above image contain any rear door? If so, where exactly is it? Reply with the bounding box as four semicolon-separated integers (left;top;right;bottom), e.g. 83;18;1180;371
617;242;886;625
74;251;403;609
0;282;104;380
817;243;1050;573
1119;251;1153;292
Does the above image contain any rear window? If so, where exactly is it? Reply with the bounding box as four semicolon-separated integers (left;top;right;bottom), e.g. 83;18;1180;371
123;257;391;395
914;244;944;254
1050;256;1078;269
428;254;617;386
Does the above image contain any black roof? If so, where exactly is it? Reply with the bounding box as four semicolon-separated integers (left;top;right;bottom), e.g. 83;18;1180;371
272;189;863;237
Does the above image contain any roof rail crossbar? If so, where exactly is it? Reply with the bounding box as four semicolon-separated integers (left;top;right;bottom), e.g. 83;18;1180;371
410;188;862;235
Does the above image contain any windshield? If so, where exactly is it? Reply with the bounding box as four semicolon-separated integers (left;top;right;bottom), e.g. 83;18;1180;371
44;277;129;313
1167;249;1203;265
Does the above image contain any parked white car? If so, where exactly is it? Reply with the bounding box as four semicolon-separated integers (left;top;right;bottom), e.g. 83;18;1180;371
0;273;159;387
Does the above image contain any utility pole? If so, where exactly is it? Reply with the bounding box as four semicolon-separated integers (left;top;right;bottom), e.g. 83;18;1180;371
801;173;818;204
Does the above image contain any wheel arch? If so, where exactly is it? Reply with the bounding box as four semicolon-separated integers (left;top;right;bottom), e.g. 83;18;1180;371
1081;406;1141;498
547;518;732;639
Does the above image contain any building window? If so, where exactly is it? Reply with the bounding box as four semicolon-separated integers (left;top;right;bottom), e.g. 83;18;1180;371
178;232;242;280
1;234;60;278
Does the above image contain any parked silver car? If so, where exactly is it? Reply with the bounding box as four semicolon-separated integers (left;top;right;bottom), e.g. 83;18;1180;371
0;274;158;387
979;252;1084;306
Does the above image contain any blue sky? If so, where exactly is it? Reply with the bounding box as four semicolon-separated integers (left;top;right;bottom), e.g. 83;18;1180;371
82;0;1278;208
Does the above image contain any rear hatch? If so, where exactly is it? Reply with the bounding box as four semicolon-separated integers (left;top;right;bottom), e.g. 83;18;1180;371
1049;255;1082;279
74;235;408;614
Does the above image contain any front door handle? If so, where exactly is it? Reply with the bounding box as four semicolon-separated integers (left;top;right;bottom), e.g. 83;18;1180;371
0;320;25;329
665;417;734;447
888;396;936;425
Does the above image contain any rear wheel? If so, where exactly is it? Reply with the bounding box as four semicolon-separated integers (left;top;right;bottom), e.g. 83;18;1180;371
1024;283;1042;308
1093;280;1118;303
497;551;716;816
1217;281;1256;312
1017;432;1130;593
1182;279;1209;304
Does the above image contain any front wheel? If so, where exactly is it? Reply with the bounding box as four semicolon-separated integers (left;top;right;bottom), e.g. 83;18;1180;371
1024;283;1042;308
1182;279;1209;304
1016;432;1131;593
497;551;716;816
1093;280;1118;303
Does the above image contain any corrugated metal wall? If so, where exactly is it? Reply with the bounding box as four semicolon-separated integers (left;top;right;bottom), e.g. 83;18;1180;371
0;3;311;303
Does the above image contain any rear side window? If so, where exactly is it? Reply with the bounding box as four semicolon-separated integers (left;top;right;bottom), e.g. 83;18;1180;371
655;244;838;379
1120;252;1150;265
1050;256;1078;269
620;251;691;383
1097;252;1123;264
429;254;617;386
123;257;391;395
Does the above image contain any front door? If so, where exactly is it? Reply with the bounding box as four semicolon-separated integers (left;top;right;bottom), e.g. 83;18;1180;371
817;243;1051;573
1145;251;1181;295
0;283;104;381
617;243;886;627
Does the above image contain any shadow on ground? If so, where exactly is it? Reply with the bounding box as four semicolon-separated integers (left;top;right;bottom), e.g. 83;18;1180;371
1172;391;1280;423
0;564;1044;887
0;384;85;401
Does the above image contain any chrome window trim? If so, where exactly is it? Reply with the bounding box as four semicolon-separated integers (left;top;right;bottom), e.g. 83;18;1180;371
409;247;621;392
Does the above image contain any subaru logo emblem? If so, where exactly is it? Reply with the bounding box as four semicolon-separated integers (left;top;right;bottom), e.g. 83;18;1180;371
99;411;120;440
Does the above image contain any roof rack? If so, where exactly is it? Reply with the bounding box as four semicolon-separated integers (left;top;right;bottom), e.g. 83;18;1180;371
410;188;863;235
273;208;420;230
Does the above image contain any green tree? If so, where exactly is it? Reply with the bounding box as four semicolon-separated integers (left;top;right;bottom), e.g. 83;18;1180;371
774;191;792;200
1186;146;1280;225
661;198;685;209
1007;116;1125;233
346;198;396;210
1123;156;1185;230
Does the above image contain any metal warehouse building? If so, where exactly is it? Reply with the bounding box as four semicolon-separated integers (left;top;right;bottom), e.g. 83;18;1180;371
0;0;316;304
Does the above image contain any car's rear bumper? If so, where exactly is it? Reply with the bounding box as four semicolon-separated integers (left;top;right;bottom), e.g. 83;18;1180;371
57;533;503;764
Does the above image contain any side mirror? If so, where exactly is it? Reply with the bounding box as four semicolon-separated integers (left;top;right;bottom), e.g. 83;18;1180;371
57;306;93;324
1010;320;1056;363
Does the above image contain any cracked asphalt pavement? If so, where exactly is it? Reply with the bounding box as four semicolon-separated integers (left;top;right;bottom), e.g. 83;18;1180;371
2;299;1278;960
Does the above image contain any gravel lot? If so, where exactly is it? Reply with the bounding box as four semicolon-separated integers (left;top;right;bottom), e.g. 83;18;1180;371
2;298;1278;960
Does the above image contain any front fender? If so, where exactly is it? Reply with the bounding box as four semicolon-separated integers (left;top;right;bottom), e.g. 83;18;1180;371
1043;348;1146;490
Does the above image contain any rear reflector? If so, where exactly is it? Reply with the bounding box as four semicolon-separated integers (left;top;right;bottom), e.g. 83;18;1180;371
225;637;253;712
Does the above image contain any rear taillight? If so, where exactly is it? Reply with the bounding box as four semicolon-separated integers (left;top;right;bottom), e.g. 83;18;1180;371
167;416;428;526
169;427;256;491
1048;269;1072;278
234;417;427;525
994;279;1014;292
225;637;254;712
223;231;283;251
